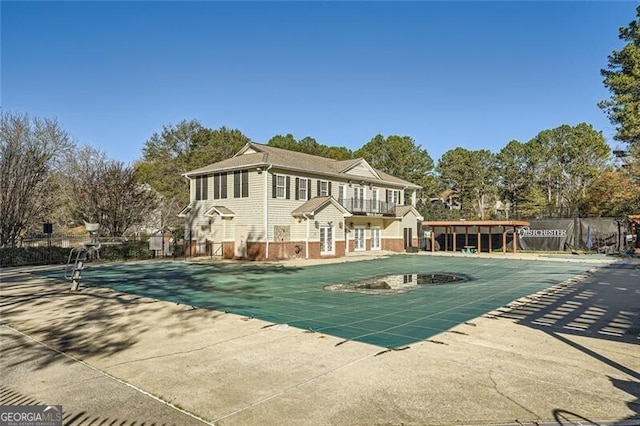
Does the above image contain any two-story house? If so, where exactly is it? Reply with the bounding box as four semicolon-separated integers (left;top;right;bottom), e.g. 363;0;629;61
179;142;423;260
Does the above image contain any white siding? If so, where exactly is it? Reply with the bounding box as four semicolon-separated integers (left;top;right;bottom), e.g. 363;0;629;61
185;167;412;248
187;170;265;242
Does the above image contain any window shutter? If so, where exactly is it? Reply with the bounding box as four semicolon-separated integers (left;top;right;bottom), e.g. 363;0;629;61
195;177;202;201
386;189;390;203
328;182;332;197
317;180;321;196
307;179;311;200
203;175;208;200
234;171;240;198
241;170;248;197
272;174;277;198
214;174;220;199
295;178;299;200
221;173;227;199
286;176;291;200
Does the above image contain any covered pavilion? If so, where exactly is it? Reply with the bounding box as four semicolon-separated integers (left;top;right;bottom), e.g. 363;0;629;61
421;220;530;254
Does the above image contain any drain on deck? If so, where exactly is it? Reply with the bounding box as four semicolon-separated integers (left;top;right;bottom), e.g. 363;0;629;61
324;273;471;295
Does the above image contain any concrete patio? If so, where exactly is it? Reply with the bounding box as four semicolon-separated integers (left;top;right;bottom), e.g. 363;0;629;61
1;254;638;425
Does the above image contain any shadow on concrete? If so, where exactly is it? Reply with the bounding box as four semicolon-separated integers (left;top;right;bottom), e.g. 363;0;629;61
1;279;217;371
1;260;304;371
0;386;188;426
492;259;640;424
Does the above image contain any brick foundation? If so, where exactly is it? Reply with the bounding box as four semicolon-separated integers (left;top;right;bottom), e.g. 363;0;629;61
223;240;348;261
382;238;405;252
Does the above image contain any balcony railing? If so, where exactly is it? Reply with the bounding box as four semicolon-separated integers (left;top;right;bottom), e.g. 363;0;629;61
338;198;396;215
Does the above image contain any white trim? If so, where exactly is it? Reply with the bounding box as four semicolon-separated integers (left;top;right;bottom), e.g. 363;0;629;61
276;175;286;199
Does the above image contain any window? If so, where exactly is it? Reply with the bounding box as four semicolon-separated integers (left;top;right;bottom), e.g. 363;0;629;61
338;185;346;203
213;172;227;199
276;175;286;198
233;170;248;198
296;178;310;200
272;174;290;199
320;225;334;255
387;189;400;205
317;180;330;196
195;175;208;200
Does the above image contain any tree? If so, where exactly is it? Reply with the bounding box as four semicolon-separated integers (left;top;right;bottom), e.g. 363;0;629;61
267;134;354;160
0;112;73;247
496;140;535;216
600;6;640;147
355;134;436;196
137;119;203;207
526;123;610;212
267;134;298;152
436;148;498;219
582;171;640;217
190;126;250;168
68;152;158;236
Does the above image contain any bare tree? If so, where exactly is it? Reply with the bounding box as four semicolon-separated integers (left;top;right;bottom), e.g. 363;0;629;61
68;153;159;237
0;112;73;247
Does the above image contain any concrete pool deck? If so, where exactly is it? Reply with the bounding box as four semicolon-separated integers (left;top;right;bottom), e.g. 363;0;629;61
1;253;639;425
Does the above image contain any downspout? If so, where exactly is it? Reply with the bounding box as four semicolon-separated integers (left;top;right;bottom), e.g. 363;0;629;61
303;213;311;259
264;165;273;260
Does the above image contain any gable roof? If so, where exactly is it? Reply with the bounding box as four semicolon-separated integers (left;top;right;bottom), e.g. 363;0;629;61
177;203;193;218
291;196;352;218
204;206;235;218
185;142;420;189
395;205;424;221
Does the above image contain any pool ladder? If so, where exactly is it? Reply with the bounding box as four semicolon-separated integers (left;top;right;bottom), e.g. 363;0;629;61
65;245;96;291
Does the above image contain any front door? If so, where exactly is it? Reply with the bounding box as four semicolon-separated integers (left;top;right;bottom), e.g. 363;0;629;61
320;226;334;255
371;227;381;250
354;228;366;251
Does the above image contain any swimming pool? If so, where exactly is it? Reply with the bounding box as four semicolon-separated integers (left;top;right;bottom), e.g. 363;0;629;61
40;255;590;348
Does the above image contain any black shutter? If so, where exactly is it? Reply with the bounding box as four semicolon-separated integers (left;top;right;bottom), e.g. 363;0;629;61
203;175;208;200
286;176;291;199
214;174;220;199
234;171;240;198
328;182;332;197
272;174;277;198
242;170;248;197
221;173;227;199
317;180;321;196
295;178;299;200
195;177;201;200
307;179;311;200
386;189;390;202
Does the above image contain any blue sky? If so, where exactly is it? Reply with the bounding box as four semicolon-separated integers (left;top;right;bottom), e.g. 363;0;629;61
2;1;636;165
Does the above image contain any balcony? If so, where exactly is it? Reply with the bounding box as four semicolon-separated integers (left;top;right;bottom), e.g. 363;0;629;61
338;198;396;216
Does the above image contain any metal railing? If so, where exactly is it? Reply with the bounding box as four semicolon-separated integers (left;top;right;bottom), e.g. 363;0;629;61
338;198;396;215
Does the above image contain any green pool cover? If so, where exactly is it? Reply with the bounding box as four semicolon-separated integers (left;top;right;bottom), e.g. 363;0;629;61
40;255;591;348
